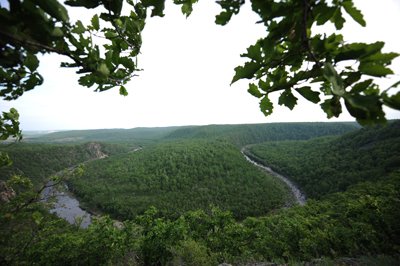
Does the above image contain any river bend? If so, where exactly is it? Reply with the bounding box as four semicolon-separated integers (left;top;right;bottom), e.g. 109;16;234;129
241;148;307;206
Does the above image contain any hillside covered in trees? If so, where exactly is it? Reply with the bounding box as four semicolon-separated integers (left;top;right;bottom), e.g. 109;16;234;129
25;122;356;146
1;122;399;265
244;121;400;199
0;142;128;185
69;140;289;221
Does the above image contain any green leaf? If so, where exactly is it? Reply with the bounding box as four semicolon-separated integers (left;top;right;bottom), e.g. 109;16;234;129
215;0;243;26
215;11;232;26
31;0;69;22
259;95;274;116
320;97;342;118
365;83;380;96
344;93;380;110
344;95;386;126
91;14;99;31
6;113;14;119
315;6;336;26
175;0;198;18
98;63;110;76
67;35;84;51
248;83;263;98
332;8;345;30
142;0;166;17
258;79;270;93
120;41;129;50
107;0;123;17
366;52;399;65
105;31;118;39
51;27;63;37
359;62;393;77
262;38;275;58
64;0;101;9
342;0;366;27
119;86;128;96
335;42;386;63
10;108;18;115
382;91;400;110
181;4;192;17
278;89;298;110
323;62;343;95
295;86;320;103
231;62;261;84
25;53;39;72
72;20;85;34
242;43;263;62
120;57;135;71
78;74;95;87
344;72;362;87
24;73;43;91
350;79;373;93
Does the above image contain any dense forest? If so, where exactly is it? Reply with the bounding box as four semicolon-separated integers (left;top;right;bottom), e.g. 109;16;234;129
1;122;399;265
68;140;289;221
244;121;400;199
64;122;356;220
0;142;128;185
3;171;399;265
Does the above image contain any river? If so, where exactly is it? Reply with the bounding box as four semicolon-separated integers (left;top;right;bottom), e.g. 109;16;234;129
44;145;304;228
43;146;142;228
42;180;92;228
241;148;307;206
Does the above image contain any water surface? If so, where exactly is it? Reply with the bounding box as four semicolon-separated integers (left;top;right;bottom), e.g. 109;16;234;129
43;181;92;228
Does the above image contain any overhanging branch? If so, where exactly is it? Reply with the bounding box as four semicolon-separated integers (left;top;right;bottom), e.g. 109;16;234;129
301;0;320;68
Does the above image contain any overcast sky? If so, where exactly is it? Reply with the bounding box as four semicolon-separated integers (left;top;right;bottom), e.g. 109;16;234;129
1;0;400;131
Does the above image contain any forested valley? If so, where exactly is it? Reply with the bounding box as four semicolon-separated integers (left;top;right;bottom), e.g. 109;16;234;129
244;121;400;199
1;122;399;265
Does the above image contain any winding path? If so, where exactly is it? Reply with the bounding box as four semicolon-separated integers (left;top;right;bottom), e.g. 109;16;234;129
241;147;307;206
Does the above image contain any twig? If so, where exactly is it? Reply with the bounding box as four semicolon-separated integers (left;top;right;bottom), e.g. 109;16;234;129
107;74;139;84
107;4;139;49
301;0;320;68
9;178;65;214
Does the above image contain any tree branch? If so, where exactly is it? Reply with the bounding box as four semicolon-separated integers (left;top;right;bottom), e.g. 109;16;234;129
301;0;320;68
0;29;136;85
0;29;84;68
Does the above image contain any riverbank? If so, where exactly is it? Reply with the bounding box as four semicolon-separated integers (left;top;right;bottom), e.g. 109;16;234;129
241;147;307;206
44;146;143;228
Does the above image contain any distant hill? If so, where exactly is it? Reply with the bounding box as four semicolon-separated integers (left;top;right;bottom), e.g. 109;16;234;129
23;122;358;146
161;122;358;146
23;127;180;145
245;120;400;199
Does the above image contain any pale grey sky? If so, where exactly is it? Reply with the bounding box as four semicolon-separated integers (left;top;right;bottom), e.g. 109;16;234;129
1;0;399;130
